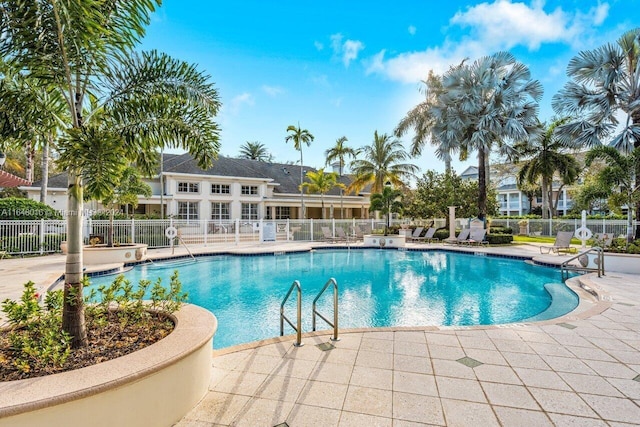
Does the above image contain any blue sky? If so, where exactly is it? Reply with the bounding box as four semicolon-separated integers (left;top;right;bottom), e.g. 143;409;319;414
141;0;639;176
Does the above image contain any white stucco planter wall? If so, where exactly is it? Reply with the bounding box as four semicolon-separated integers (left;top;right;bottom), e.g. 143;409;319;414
83;243;148;265
363;234;406;248
0;304;216;427
585;252;640;275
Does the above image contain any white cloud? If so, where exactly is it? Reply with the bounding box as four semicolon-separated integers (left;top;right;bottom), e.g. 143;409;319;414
367;0;611;84
228;92;254;114
408;25;417;35
314;41;324;51
330;33;365;67
262;85;284;97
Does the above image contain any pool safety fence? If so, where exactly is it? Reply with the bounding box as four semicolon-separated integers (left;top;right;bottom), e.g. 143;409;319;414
0;218;637;255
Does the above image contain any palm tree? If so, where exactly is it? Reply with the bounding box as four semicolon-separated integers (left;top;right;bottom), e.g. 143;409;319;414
369;185;403;235
395;71;453;171
514;119;581;218
429;53;542;220
325;136;356;218
348;131;418;195
285;124;314;218
552;28;640;237
585;146;640;242
239;141;270;161
300;168;345;219
1;1;221;348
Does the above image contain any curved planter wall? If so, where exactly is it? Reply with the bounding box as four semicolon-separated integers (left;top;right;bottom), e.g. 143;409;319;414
363;234;406;248
83;243;148;265
0;304;216;427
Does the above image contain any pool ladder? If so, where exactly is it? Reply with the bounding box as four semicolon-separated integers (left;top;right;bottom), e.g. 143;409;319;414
280;278;339;346
560;246;605;281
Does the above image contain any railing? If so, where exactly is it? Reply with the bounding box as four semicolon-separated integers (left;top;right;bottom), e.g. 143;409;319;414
312;278;339;342
280;280;303;347
561;247;605;281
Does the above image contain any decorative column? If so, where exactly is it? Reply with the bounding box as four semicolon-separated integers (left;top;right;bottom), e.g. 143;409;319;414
446;206;457;242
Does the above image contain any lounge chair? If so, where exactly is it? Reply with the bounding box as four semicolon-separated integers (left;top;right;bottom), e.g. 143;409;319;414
448;228;470;245
351;225;364;241
321;226;338;243
335;227;350;242
412;227;439;243
540;230;577;254
465;228;488;246
407;227;424;242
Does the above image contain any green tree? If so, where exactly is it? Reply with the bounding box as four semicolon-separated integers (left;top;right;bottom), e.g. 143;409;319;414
427;53;542;220
100;166;152;246
553;28;640;236
238;141;270;161
325;136;356;219
369;185;403;235
585;146;640;242
395;71;452;171
514;119;581;218
348;131;418;195
285;124;314;218
406;170;497;221
300;168;345;219
1;1;221;347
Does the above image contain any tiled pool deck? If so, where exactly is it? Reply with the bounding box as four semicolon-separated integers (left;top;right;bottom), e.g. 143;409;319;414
2;242;640;426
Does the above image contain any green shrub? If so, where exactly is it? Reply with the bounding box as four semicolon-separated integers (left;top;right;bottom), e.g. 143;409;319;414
486;234;514;245
490;226;513;235
434;229;450;240
0;198;61;220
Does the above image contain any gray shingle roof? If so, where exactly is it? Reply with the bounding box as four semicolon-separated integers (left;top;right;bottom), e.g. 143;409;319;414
29;154;360;196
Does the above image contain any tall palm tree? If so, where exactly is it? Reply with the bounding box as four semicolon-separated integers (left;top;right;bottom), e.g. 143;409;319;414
585;146;640;242
300;168;345;219
430;52;542;220
348;131;418;195
514;119;581;218
552;28;640;237
395;71;453;171
285;124;314;218
1;1;221;348
239;141;270;161
325;136;356;218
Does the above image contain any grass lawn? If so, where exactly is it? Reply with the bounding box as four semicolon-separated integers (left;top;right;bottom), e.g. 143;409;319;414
513;235;581;245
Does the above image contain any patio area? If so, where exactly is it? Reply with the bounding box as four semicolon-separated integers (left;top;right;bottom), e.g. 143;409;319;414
1;241;639;426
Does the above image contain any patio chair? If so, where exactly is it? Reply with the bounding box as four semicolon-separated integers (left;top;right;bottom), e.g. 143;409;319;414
466;228;488;246
407;227;424;242
335;227;350;242
540;230;577;254
445;228;470;245
412;227;439;243
321;226;338;243
351;225;364;241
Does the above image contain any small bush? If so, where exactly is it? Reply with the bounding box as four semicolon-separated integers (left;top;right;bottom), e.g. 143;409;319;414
434;229;450;240
486;234;514;245
490;226;513;235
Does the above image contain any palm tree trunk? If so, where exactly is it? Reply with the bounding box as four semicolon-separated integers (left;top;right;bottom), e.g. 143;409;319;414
634;111;640;239
541;178;550;219
339;162;344;219
25;141;35;182
477;147;487;220
62;171;88;348
300;149;305;219
39;135;51;203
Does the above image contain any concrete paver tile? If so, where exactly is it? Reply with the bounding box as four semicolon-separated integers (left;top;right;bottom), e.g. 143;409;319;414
344;385;393;418
296;380;349;410
393;371;438;396
393;331;426;343
338;411;392;427
185;392;251;425
212;371;268;396
583;359;639;379
286;403;342;427
309;361;354;384
558;372;624;397
253;374;306;403
394;340;429;357
351;365;393;390
580;393;640;423
528;387;597;418
355;349;394;370
361;337;394;353
440;398;499;427
431;359;477;380
500;351;550;370
546;413;609;427
231;397;293;427
392;391;444;425
481;382;539;410
493;406;553;427
427;344;465;360
474;364;522;385
514;367;571;391
393;353;433;375
435;376;487;403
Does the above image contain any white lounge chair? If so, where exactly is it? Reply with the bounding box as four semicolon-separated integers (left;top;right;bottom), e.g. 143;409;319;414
413;227;439;243
540;231;577;254
408;227;424;242
465;228;488;246
445;228;470;245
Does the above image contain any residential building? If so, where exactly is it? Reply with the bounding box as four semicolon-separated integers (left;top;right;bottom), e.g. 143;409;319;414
22;154;371;220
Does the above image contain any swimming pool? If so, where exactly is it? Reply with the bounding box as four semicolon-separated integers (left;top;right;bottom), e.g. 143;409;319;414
90;249;577;349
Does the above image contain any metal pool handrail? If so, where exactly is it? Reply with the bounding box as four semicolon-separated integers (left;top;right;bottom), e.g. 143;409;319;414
561;246;604;281
312;278;340;342
280;280;303;347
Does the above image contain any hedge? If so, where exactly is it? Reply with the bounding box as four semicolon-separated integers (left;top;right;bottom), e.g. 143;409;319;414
486;234;514;245
0;198;61;220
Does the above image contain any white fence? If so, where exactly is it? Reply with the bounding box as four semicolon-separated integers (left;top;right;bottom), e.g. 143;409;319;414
0;217;637;256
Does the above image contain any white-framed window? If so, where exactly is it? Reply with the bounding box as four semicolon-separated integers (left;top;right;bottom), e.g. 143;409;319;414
211;184;230;194
211;202;230;220
275;206;290;219
177;182;199;193
241;185;259;195
241;203;258;220
177;201;199;220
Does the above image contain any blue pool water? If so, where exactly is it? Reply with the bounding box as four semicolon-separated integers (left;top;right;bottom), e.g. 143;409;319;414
89;249;576;349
